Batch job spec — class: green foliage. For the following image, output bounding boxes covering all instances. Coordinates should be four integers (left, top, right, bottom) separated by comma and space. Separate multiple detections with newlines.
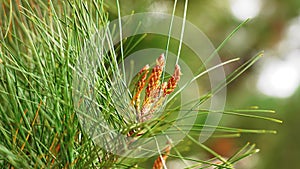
0, 0, 281, 168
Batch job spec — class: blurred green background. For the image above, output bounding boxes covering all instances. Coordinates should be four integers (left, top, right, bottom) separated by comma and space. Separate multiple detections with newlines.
106, 0, 300, 168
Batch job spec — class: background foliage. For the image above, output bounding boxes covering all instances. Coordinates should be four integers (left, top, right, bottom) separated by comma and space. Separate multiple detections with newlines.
107, 0, 300, 168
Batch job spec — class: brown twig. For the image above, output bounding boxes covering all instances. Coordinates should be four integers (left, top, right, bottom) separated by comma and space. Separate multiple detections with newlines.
153, 144, 171, 169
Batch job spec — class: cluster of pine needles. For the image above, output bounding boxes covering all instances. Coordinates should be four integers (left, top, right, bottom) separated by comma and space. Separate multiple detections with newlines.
0, 0, 281, 168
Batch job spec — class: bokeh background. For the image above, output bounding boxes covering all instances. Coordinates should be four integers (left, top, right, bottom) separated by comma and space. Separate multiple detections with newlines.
106, 0, 300, 168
